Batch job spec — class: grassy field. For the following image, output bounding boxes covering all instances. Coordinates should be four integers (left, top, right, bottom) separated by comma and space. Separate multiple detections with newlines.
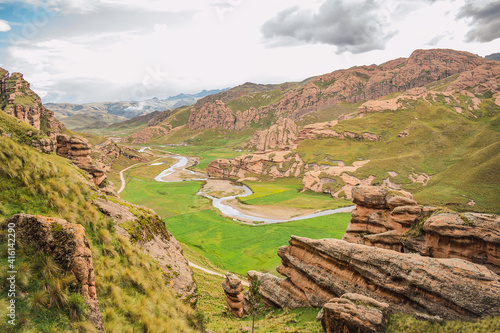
120, 162, 351, 275
296, 100, 500, 213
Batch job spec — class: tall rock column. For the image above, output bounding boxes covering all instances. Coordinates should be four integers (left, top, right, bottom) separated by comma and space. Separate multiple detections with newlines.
222, 273, 245, 318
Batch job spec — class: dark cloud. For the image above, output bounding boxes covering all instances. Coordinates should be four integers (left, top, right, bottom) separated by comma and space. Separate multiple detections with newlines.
261, 0, 397, 54
457, 1, 500, 42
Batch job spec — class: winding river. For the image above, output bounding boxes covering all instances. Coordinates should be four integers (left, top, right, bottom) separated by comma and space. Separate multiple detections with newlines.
153, 154, 354, 224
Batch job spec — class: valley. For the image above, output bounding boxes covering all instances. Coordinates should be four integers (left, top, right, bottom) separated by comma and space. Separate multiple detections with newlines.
1, 48, 499, 332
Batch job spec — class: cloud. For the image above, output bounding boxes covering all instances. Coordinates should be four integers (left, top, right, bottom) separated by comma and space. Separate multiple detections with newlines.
0, 19, 11, 32
457, 1, 500, 42
261, 0, 397, 54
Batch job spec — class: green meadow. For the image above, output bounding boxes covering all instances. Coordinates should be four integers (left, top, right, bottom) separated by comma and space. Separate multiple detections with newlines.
120, 165, 350, 275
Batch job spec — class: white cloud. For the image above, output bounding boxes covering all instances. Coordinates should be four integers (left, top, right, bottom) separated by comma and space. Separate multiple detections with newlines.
0, 19, 11, 32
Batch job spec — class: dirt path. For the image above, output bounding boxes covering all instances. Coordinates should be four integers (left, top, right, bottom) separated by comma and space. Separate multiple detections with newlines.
117, 162, 142, 194
188, 262, 249, 286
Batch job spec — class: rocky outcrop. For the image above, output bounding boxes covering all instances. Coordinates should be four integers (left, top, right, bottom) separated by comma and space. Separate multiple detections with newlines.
31, 137, 57, 153
125, 125, 171, 144
7, 214, 103, 331
188, 49, 489, 130
318, 294, 389, 333
403, 212, 500, 274
95, 198, 197, 302
244, 118, 298, 152
257, 235, 500, 320
247, 271, 310, 309
0, 69, 63, 142
222, 273, 245, 318
343, 186, 500, 273
56, 134, 106, 186
207, 150, 304, 180
189, 100, 261, 131
301, 160, 374, 199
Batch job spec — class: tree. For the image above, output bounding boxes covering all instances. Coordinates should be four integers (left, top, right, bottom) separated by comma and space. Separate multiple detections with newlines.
247, 275, 266, 333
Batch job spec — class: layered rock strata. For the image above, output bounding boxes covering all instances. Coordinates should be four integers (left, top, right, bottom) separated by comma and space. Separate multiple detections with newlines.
207, 150, 304, 180
222, 273, 245, 318
56, 134, 106, 186
244, 118, 298, 152
7, 214, 103, 331
344, 186, 500, 273
318, 294, 389, 333
258, 236, 500, 320
0, 69, 63, 141
189, 49, 491, 130
95, 198, 197, 302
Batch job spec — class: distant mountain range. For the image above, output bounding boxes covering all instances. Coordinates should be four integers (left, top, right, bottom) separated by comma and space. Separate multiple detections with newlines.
485, 53, 500, 61
45, 88, 228, 130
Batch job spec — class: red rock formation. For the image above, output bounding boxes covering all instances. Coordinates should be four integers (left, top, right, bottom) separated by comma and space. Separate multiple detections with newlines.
257, 236, 500, 320
222, 273, 245, 318
319, 294, 389, 333
56, 134, 106, 186
207, 150, 304, 179
188, 49, 489, 130
8, 214, 103, 331
0, 69, 63, 143
344, 186, 500, 274
244, 118, 298, 152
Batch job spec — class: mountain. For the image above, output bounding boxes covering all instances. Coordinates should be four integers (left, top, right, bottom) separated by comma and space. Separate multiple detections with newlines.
485, 53, 500, 61
45, 87, 229, 130
119, 49, 500, 213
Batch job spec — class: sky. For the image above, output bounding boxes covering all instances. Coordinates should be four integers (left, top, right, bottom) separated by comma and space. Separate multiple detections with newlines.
0, 0, 499, 104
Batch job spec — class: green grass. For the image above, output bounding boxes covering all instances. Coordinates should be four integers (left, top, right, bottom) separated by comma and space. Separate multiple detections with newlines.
226, 89, 285, 112
193, 269, 323, 333
240, 181, 351, 210
296, 99, 500, 213
0, 135, 199, 332
121, 177, 350, 275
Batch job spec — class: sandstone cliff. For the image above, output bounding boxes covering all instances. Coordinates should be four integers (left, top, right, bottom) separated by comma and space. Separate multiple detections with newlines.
344, 186, 500, 274
249, 186, 500, 323
254, 236, 500, 320
244, 118, 298, 152
188, 49, 489, 131
95, 198, 197, 302
56, 134, 107, 186
7, 214, 104, 331
0, 69, 63, 142
207, 150, 304, 180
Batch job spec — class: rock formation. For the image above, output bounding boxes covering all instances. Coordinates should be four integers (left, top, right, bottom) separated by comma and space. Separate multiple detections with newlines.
207, 150, 304, 180
56, 134, 106, 186
244, 118, 298, 152
255, 235, 500, 320
344, 186, 500, 273
7, 214, 103, 331
188, 49, 491, 131
222, 273, 245, 318
318, 294, 389, 333
95, 198, 197, 302
0, 69, 63, 142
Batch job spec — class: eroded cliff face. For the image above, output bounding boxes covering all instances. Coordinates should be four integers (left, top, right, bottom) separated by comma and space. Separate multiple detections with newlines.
258, 236, 500, 320
0, 70, 63, 142
7, 214, 104, 332
249, 186, 500, 323
344, 186, 500, 273
188, 49, 488, 131
56, 134, 107, 186
244, 118, 298, 152
95, 198, 197, 302
207, 150, 304, 180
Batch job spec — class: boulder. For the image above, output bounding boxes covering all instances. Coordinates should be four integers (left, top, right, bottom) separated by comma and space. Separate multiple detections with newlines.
319, 294, 388, 333
7, 214, 103, 331
261, 236, 500, 320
